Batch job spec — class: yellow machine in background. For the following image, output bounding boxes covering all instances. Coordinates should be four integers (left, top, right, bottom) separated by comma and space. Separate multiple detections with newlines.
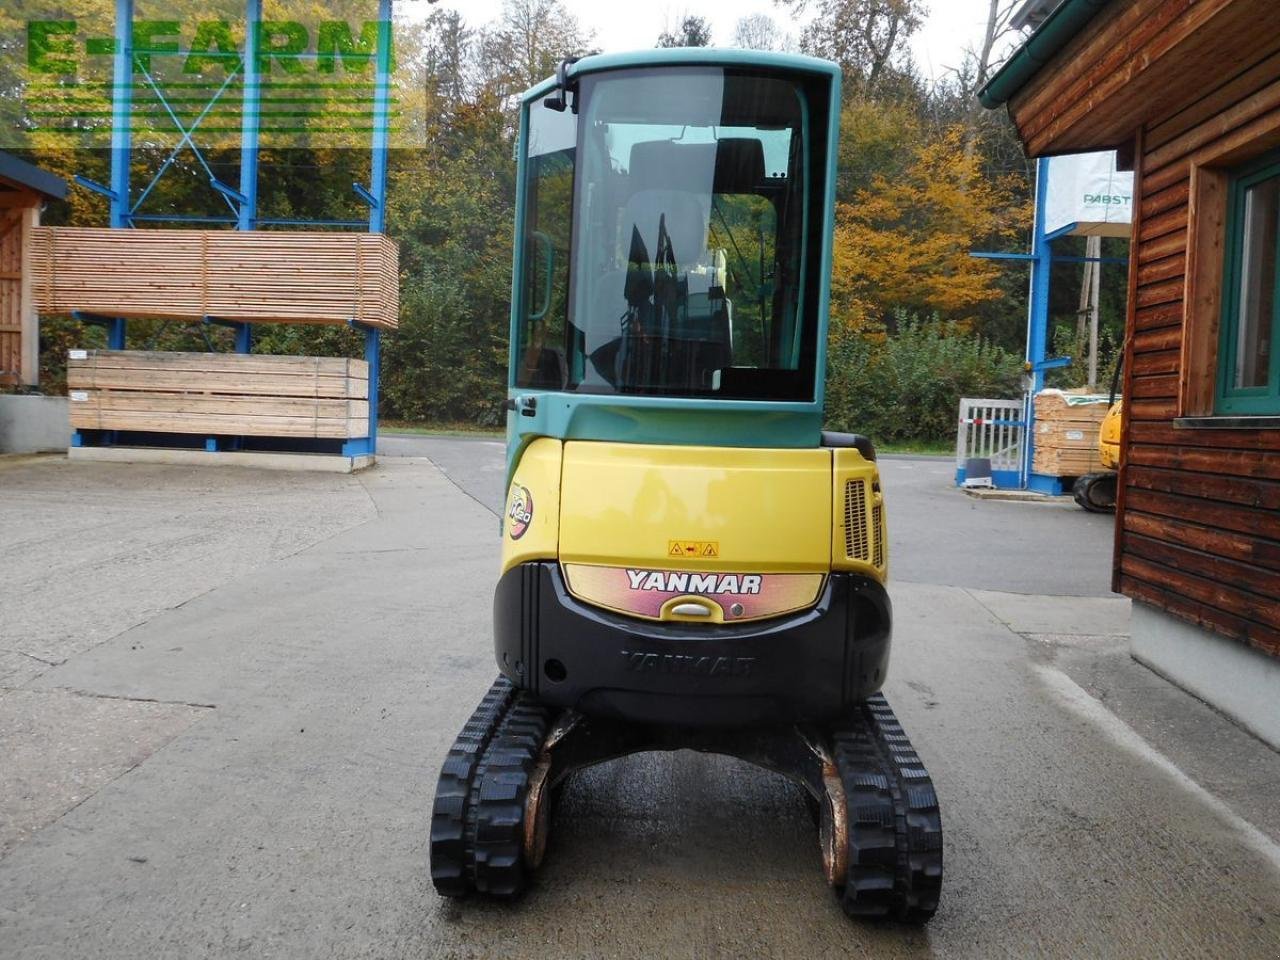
1099, 400, 1122, 470
1073, 399, 1122, 512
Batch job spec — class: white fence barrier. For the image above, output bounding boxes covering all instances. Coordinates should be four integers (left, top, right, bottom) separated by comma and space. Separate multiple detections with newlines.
956, 398, 1026, 487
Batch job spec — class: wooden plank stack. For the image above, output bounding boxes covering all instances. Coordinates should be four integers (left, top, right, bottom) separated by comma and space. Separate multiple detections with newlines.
67, 350, 369, 440
1032, 389, 1111, 477
33, 227, 399, 330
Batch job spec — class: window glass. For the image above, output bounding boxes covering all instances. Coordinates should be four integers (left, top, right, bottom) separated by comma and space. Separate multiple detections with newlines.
571, 69, 809, 399
515, 102, 576, 390
1233, 176, 1278, 390
1219, 155, 1280, 414
513, 67, 819, 401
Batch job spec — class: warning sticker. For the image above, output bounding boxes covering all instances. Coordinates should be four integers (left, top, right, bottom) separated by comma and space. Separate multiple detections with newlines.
667, 540, 719, 559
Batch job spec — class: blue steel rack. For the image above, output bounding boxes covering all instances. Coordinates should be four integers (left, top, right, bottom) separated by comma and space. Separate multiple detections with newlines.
968, 156, 1129, 492
71, 0, 394, 461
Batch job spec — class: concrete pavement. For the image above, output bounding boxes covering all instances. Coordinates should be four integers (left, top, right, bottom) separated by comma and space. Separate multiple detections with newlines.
0, 451, 1278, 958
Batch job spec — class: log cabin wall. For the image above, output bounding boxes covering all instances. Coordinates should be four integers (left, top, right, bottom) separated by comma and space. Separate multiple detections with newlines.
0, 196, 38, 386
1000, 0, 1280, 660
1120, 59, 1280, 660
0, 206, 22, 384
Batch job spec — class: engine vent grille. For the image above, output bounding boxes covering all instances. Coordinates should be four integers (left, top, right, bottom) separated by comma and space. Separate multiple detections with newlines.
844, 479, 869, 561
872, 502, 885, 568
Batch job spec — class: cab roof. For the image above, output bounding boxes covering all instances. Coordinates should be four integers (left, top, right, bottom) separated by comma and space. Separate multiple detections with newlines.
520, 48, 841, 105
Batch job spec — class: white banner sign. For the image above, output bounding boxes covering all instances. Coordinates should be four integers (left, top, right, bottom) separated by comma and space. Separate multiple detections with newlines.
1043, 151, 1134, 235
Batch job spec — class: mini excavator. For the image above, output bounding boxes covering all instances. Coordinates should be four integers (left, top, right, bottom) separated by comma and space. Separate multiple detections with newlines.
430, 49, 943, 923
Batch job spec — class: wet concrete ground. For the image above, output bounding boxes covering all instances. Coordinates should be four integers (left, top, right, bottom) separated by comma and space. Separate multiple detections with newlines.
0, 449, 1277, 959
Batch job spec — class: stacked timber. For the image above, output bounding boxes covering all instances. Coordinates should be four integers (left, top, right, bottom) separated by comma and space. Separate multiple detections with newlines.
33, 228, 399, 330
1032, 389, 1111, 477
67, 350, 369, 440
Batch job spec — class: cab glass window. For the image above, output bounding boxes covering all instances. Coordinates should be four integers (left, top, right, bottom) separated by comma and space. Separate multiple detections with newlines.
515, 99, 576, 390
514, 67, 821, 401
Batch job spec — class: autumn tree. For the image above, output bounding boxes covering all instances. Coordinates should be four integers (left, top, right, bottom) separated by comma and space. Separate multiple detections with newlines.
937, 0, 1024, 165
657, 16, 713, 48
421, 9, 474, 106
776, 0, 924, 98
731, 14, 791, 51
478, 0, 595, 100
830, 126, 1024, 329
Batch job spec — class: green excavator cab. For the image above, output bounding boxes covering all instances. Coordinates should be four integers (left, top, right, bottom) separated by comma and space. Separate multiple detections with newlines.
503, 50, 841, 481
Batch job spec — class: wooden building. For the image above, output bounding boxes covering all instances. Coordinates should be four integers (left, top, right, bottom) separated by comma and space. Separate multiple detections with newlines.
983, 0, 1280, 746
0, 152, 66, 386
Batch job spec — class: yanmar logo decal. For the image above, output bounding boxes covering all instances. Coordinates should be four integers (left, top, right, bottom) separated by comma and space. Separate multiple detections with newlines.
562, 564, 825, 623
625, 570, 762, 595
621, 650, 756, 678
507, 484, 533, 540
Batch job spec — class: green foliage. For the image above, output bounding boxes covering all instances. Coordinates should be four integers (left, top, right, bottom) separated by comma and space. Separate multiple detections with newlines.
825, 316, 1024, 443
382, 274, 508, 426
1046, 322, 1123, 394
1041, 235, 1128, 392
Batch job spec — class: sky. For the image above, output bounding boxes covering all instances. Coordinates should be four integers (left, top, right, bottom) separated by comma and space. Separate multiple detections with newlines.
411, 0, 1019, 84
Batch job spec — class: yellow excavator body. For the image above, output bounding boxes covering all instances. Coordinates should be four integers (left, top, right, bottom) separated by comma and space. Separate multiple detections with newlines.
1098, 400, 1122, 471
1073, 399, 1122, 512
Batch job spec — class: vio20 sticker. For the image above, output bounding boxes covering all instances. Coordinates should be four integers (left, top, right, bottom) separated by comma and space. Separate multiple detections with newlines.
507, 484, 534, 539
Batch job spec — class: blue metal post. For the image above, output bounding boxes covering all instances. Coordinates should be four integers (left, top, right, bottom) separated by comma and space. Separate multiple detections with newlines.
109, 0, 133, 230
107, 0, 134, 351
366, 327, 380, 451
342, 325, 380, 458
1019, 158, 1051, 489
238, 0, 261, 231
1024, 157, 1066, 495
233, 0, 262, 369
1027, 157, 1052, 397
369, 0, 392, 234
349, 0, 392, 460
106, 319, 126, 350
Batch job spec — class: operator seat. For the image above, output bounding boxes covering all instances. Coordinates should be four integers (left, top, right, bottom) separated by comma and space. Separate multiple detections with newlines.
615, 140, 728, 388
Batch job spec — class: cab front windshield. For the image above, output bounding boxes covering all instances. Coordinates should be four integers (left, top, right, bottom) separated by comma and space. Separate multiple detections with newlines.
516, 67, 815, 401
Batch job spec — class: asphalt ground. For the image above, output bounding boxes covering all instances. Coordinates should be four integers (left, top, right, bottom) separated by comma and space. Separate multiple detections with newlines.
0, 449, 1277, 959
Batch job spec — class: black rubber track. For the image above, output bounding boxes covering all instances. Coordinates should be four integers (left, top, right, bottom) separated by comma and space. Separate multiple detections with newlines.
467, 690, 555, 897
832, 693, 943, 923
429, 677, 516, 897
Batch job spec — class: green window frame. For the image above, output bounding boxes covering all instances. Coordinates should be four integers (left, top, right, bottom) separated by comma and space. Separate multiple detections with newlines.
1217, 149, 1280, 415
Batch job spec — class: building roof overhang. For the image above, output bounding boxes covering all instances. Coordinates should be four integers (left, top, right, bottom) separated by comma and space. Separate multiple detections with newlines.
0, 151, 67, 201
981, 0, 1280, 158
